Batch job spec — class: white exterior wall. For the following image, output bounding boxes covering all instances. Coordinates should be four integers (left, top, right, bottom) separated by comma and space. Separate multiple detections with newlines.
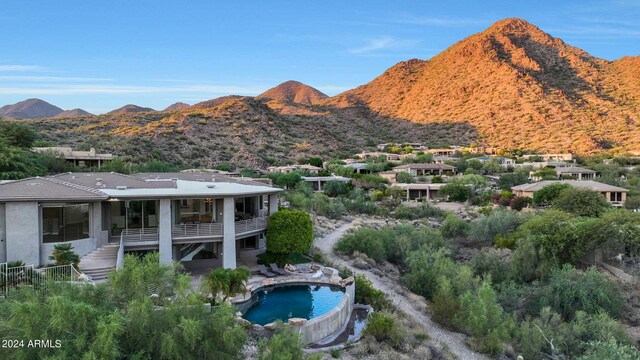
222, 197, 236, 268
41, 237, 96, 265
0, 204, 5, 262
6, 202, 40, 265
158, 199, 172, 264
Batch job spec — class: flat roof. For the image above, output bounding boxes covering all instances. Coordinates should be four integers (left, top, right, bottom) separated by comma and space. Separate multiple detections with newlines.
101, 180, 281, 198
301, 176, 351, 182
393, 163, 457, 170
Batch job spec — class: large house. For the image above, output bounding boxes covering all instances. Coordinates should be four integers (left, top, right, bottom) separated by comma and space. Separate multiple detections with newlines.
0, 172, 282, 275
392, 163, 457, 177
390, 183, 446, 201
301, 176, 351, 191
267, 164, 322, 174
511, 180, 628, 206
554, 166, 597, 180
32, 147, 113, 168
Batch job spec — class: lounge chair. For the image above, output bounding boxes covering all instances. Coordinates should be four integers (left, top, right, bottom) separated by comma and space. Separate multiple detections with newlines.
258, 264, 276, 278
270, 263, 286, 275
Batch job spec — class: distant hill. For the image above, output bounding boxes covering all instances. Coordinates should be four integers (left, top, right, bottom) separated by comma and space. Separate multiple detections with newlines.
107, 104, 155, 115
53, 109, 93, 118
0, 98, 63, 119
326, 18, 640, 154
257, 80, 328, 105
163, 102, 190, 111
189, 96, 243, 110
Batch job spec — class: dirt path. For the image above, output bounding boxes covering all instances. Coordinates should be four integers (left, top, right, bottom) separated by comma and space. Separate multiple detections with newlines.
315, 222, 491, 360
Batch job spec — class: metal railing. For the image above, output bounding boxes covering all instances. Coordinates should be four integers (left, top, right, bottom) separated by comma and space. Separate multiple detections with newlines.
172, 223, 223, 239
235, 216, 267, 235
1, 262, 87, 296
116, 233, 125, 269
120, 228, 159, 243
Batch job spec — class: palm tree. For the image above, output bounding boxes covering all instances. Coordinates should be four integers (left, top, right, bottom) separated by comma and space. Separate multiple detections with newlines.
202, 267, 251, 304
49, 243, 80, 268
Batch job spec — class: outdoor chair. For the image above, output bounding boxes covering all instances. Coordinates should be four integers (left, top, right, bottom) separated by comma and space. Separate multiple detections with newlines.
269, 263, 286, 275
258, 264, 276, 278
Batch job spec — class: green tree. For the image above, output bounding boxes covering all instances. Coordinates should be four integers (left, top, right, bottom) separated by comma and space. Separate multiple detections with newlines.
532, 183, 570, 207
552, 187, 610, 217
322, 180, 351, 197
578, 338, 640, 360
440, 183, 472, 202
202, 267, 251, 304
266, 209, 313, 255
497, 172, 529, 191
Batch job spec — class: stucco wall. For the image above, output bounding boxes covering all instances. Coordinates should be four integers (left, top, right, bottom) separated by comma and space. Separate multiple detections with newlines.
6, 202, 40, 265
40, 237, 96, 265
291, 292, 354, 345
0, 203, 6, 262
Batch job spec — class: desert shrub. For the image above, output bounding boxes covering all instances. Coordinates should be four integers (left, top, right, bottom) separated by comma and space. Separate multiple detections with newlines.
509, 235, 542, 283
578, 338, 640, 360
527, 265, 623, 321
439, 214, 469, 239
395, 171, 414, 183
470, 250, 510, 284
363, 312, 402, 347
509, 196, 531, 211
323, 180, 351, 197
468, 208, 527, 244
355, 275, 391, 311
552, 187, 610, 217
455, 281, 512, 354
393, 203, 444, 220
258, 325, 304, 360
403, 247, 455, 299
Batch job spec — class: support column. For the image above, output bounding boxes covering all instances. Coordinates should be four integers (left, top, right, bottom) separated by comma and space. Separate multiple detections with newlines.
6, 202, 39, 265
223, 197, 236, 269
92, 202, 104, 247
159, 199, 172, 264
268, 194, 279, 215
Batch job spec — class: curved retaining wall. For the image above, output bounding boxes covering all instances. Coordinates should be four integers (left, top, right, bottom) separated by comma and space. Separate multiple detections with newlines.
289, 290, 353, 344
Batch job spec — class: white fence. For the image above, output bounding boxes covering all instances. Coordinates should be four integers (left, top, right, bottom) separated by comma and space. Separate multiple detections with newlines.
0, 262, 86, 296
172, 223, 223, 239
235, 216, 268, 235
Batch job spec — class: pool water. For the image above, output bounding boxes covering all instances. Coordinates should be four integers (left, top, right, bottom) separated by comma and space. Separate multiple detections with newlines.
243, 284, 345, 325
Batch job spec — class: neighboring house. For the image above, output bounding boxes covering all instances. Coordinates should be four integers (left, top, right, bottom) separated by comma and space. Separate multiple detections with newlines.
267, 164, 322, 174
426, 148, 457, 156
432, 155, 457, 164
511, 180, 627, 206
0, 172, 282, 271
390, 183, 446, 201
555, 166, 597, 180
344, 162, 371, 174
354, 151, 415, 163
301, 176, 351, 191
474, 156, 516, 167
392, 163, 457, 177
376, 143, 427, 151
521, 153, 573, 162
32, 147, 113, 168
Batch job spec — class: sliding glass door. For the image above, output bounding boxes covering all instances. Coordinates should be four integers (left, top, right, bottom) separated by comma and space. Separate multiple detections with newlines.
110, 200, 158, 236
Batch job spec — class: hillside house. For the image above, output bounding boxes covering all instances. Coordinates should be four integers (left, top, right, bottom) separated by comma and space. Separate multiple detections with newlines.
511, 180, 627, 206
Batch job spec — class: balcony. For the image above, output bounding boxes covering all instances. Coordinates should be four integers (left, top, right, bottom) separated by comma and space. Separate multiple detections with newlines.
121, 228, 159, 246
172, 223, 223, 241
235, 216, 267, 236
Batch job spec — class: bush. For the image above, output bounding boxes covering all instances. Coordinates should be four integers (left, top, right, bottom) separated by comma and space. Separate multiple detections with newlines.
393, 203, 444, 220
552, 187, 610, 217
258, 325, 304, 360
578, 338, 640, 360
323, 180, 351, 197
49, 243, 80, 268
497, 172, 529, 191
509, 196, 530, 211
439, 214, 469, 239
470, 250, 510, 284
532, 183, 570, 207
266, 209, 313, 255
363, 312, 402, 346
468, 208, 527, 244
527, 265, 623, 321
455, 281, 511, 354
403, 247, 455, 299
355, 275, 391, 311
395, 171, 414, 184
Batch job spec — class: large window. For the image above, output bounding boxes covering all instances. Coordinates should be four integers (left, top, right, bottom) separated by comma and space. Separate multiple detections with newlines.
110, 200, 158, 235
176, 198, 216, 224
43, 203, 90, 243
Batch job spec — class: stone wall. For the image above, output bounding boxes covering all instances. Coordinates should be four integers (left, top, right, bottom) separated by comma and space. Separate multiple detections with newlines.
289, 291, 354, 345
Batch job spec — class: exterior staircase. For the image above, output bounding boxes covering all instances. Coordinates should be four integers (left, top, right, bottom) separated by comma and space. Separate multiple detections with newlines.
79, 244, 119, 282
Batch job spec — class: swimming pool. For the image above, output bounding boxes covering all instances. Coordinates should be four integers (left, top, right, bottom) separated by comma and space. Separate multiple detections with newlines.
243, 284, 345, 325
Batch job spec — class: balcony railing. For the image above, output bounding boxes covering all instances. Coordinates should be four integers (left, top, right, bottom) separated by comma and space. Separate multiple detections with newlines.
172, 223, 224, 240
121, 228, 159, 243
235, 216, 267, 235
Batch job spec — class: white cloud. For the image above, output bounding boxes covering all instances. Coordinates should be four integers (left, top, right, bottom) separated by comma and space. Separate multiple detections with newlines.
0, 65, 46, 72
348, 36, 418, 54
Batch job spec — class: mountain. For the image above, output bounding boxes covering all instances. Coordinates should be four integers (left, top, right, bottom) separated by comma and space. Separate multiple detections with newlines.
0, 98, 63, 119
107, 104, 155, 115
163, 102, 190, 111
327, 18, 640, 154
53, 109, 93, 118
257, 80, 328, 105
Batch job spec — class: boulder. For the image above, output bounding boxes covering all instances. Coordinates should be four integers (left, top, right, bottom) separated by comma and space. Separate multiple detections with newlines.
264, 322, 279, 330
330, 275, 342, 284
287, 318, 307, 326
340, 276, 355, 287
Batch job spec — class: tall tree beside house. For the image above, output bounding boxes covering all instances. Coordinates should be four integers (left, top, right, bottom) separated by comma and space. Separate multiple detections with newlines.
552, 187, 610, 217
532, 183, 571, 207
266, 209, 313, 255
49, 243, 80, 268
396, 171, 415, 184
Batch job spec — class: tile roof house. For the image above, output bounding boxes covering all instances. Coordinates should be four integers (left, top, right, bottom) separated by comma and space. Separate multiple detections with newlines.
0, 172, 282, 277
392, 163, 457, 177
511, 180, 628, 206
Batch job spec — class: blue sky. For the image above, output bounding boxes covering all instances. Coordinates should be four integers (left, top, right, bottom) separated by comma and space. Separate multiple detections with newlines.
1, 0, 639, 114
